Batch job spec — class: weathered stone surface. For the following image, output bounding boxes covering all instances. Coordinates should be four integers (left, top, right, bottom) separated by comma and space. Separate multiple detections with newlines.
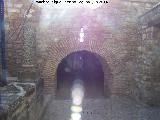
136, 4, 160, 105
139, 2, 160, 26
0, 79, 44, 120
4, 0, 160, 107
41, 95, 160, 120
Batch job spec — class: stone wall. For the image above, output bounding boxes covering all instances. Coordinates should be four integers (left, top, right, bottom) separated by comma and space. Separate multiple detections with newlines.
4, 0, 160, 101
38, 0, 159, 97
136, 3, 160, 106
5, 0, 26, 76
5, 0, 39, 77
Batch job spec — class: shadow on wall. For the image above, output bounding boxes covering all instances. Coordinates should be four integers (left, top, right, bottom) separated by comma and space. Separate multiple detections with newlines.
56, 50, 113, 99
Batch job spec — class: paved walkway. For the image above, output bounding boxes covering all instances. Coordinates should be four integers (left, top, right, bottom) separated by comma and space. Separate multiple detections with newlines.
40, 95, 160, 120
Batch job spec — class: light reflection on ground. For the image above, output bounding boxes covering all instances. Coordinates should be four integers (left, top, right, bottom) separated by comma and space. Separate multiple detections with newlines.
71, 79, 84, 120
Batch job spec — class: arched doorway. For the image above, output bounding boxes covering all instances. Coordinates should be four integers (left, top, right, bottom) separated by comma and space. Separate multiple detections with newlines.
56, 50, 104, 99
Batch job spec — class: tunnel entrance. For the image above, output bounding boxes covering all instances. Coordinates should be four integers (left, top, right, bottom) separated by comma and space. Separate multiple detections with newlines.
56, 50, 104, 99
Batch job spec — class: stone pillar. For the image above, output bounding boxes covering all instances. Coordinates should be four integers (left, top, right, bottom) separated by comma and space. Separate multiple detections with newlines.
23, 20, 36, 65
19, 18, 37, 80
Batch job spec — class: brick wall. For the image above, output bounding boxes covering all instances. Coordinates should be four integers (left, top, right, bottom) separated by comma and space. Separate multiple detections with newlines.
4, 0, 160, 99
38, 1, 158, 96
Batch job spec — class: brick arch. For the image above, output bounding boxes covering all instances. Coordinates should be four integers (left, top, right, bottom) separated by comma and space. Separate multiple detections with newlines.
42, 38, 115, 96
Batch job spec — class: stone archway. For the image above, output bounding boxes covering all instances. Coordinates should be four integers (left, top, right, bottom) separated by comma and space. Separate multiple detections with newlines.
42, 37, 116, 96
56, 50, 104, 99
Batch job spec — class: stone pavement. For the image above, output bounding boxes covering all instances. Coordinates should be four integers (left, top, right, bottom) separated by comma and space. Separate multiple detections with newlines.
40, 95, 160, 120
